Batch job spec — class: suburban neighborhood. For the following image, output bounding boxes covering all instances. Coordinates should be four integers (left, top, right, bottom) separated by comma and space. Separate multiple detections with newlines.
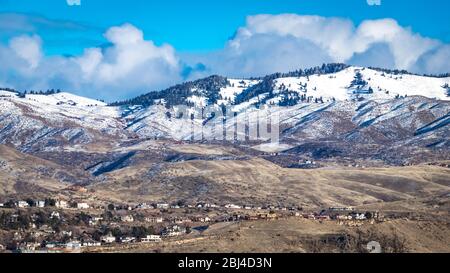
0, 196, 387, 253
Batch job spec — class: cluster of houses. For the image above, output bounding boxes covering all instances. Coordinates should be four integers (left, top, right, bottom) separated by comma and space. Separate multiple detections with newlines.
289, 207, 382, 223
1, 198, 307, 215
0, 199, 91, 210
16, 223, 190, 253
2, 199, 385, 253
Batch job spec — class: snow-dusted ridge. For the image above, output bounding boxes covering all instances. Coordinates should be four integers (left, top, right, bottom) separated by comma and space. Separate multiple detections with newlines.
0, 65, 449, 151
271, 67, 450, 102
25, 92, 107, 106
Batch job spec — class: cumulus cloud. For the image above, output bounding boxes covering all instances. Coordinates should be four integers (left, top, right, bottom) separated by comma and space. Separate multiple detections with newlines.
0, 14, 449, 101
0, 23, 182, 101
196, 14, 448, 78
9, 35, 43, 69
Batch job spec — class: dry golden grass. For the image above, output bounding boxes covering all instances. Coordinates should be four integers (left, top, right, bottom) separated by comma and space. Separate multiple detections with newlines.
0, 145, 69, 196
95, 156, 450, 208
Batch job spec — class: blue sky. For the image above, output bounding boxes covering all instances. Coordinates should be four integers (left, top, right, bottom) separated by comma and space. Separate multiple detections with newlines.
1, 0, 449, 55
0, 0, 449, 101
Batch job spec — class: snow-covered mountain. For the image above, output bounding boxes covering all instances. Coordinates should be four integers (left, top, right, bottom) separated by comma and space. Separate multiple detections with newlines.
0, 64, 449, 160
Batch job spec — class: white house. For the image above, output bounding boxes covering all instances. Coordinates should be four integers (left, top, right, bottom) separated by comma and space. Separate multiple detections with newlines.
56, 200, 68, 209
120, 237, 136, 243
145, 217, 163, 223
77, 203, 90, 210
65, 241, 81, 250
163, 225, 186, 237
137, 203, 154, 209
17, 201, 29, 208
156, 203, 169, 209
61, 230, 72, 237
82, 241, 101, 247
36, 201, 45, 208
225, 204, 242, 209
100, 235, 116, 244
89, 216, 103, 226
141, 235, 162, 243
121, 215, 134, 223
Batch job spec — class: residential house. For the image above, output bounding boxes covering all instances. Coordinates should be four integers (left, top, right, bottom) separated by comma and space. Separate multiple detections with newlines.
56, 200, 68, 209
61, 230, 72, 237
121, 215, 134, 223
82, 240, 101, 247
36, 201, 45, 208
354, 213, 367, 220
225, 204, 242, 209
141, 235, 162, 243
145, 217, 163, 223
77, 203, 90, 210
120, 237, 136, 243
89, 216, 103, 226
163, 225, 186, 237
156, 203, 169, 209
65, 241, 81, 250
17, 201, 29, 208
137, 203, 154, 209
100, 234, 116, 244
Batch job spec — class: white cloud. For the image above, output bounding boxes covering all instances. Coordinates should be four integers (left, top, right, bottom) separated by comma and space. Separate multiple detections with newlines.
0, 15, 449, 101
9, 35, 42, 69
198, 14, 447, 78
0, 24, 182, 101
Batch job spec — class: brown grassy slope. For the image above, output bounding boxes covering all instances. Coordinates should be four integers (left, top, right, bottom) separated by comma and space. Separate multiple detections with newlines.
0, 145, 69, 197
108, 218, 450, 253
94, 157, 450, 208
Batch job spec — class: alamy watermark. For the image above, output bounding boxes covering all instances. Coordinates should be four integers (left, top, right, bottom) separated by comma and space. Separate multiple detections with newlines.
164, 104, 280, 143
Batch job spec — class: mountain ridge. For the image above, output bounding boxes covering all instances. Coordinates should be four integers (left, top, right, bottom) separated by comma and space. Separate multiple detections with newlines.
0, 64, 449, 168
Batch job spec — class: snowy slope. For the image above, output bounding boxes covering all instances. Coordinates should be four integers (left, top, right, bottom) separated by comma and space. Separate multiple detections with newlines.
1, 65, 449, 152
272, 67, 450, 102
0, 91, 125, 152
218, 79, 261, 104
25, 92, 107, 106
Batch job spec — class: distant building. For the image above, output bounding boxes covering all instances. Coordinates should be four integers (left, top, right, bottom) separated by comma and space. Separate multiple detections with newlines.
36, 201, 45, 208
145, 217, 163, 223
82, 240, 101, 247
89, 217, 103, 226
17, 201, 29, 208
77, 203, 90, 210
225, 204, 241, 209
56, 200, 68, 209
137, 203, 154, 209
156, 203, 169, 209
121, 215, 134, 223
120, 237, 136, 243
141, 235, 162, 243
163, 225, 186, 237
65, 241, 81, 250
100, 235, 116, 244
